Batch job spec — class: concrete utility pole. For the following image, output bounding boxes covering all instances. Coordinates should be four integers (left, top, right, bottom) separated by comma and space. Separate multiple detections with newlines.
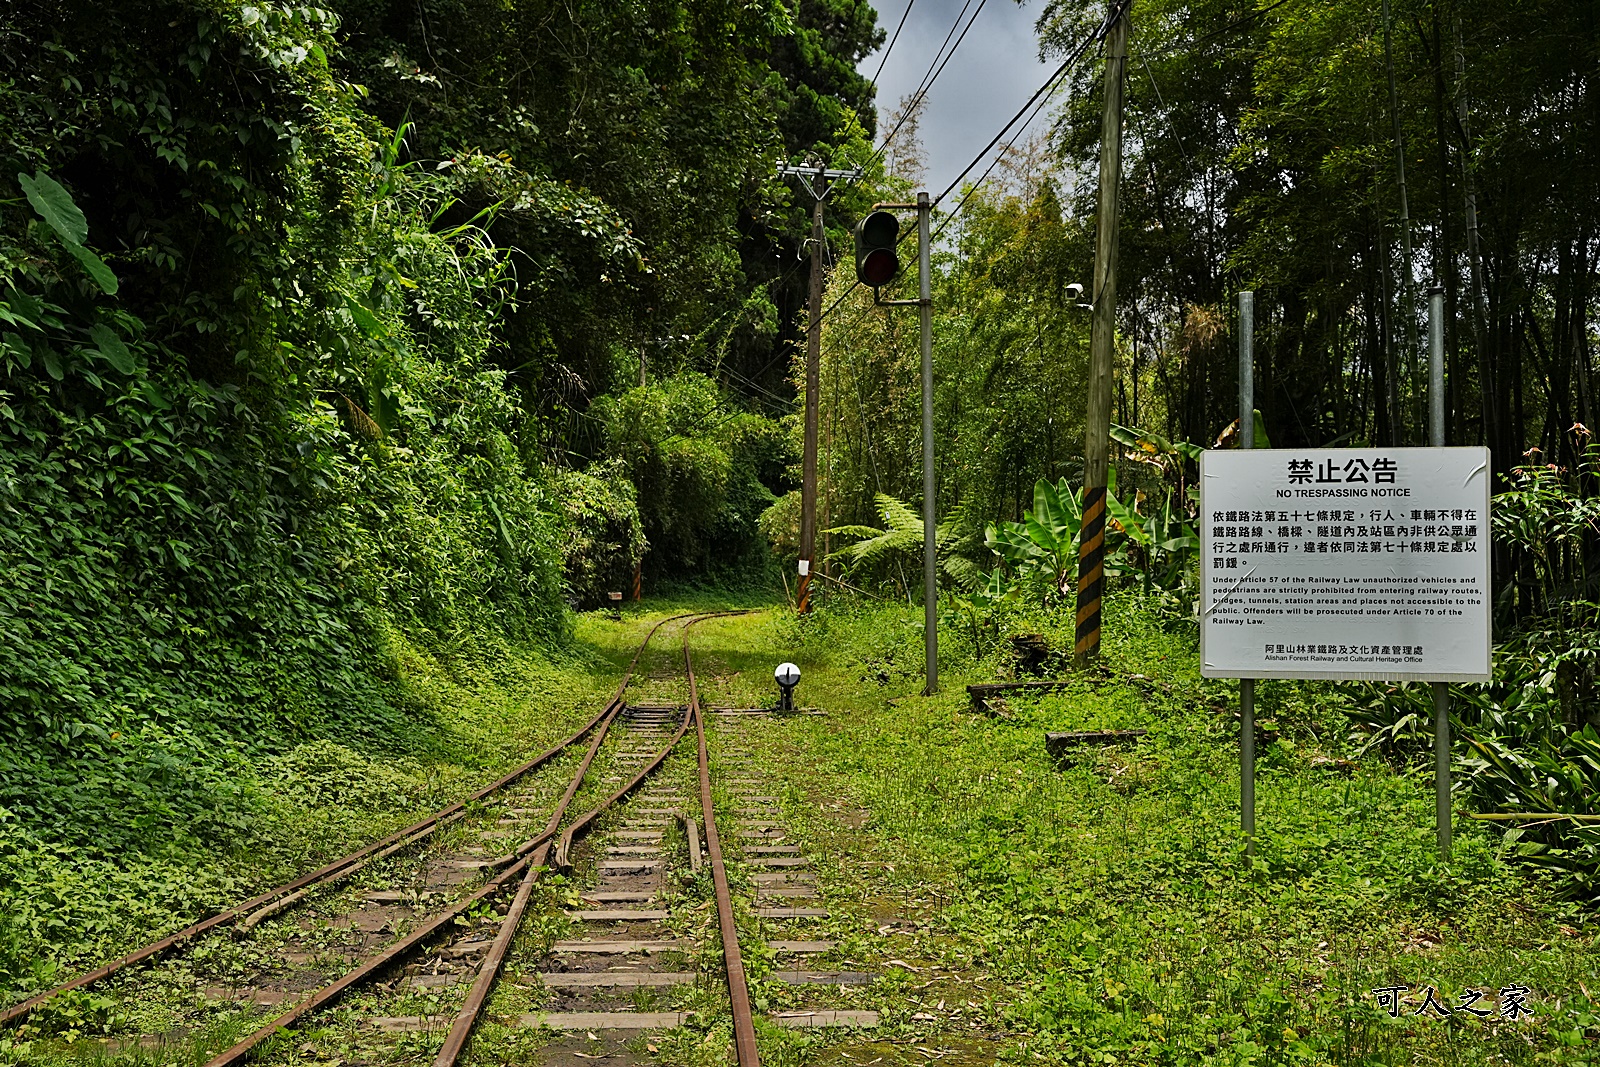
778, 161, 860, 614
799, 185, 825, 614
1075, 0, 1129, 667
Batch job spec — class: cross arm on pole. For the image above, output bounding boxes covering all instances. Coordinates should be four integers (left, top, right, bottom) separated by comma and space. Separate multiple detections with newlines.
779, 164, 863, 181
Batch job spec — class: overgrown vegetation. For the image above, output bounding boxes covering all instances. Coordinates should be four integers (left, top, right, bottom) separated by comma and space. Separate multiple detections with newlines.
680, 602, 1600, 1066
0, 0, 883, 1011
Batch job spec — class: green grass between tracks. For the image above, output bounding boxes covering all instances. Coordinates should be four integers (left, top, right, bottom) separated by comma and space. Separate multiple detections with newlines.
8, 593, 1599, 1067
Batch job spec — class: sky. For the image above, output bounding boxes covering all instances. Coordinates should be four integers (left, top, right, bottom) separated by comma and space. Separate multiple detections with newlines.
858, 0, 1055, 199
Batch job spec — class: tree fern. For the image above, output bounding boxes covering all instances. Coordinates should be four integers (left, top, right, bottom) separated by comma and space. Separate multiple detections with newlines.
827, 494, 986, 590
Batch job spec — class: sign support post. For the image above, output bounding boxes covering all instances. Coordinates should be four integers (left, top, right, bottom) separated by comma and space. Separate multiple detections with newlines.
1429, 285, 1451, 861
1238, 291, 1256, 857
1199, 325, 1489, 859
918, 192, 937, 695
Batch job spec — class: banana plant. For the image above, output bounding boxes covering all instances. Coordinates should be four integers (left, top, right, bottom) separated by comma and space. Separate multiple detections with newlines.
984, 473, 1139, 598
1106, 481, 1200, 596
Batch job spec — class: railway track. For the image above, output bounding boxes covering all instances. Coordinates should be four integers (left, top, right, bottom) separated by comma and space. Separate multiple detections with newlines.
5, 610, 881, 1065
6, 607, 883, 1067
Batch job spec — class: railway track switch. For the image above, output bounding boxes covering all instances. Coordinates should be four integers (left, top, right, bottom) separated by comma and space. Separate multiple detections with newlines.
774, 662, 800, 713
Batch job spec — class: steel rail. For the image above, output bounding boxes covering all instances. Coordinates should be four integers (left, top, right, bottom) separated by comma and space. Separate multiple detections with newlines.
198, 611, 710, 1066
690, 617, 763, 1067
431, 703, 692, 1065
0, 695, 619, 1030
430, 612, 731, 1066
553, 700, 694, 870
235, 617, 706, 930
433, 609, 751, 1066
553, 610, 750, 871
202, 702, 622, 1067
0, 611, 700, 1032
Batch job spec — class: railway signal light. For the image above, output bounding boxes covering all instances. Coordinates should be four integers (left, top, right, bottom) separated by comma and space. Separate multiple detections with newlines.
854, 210, 901, 288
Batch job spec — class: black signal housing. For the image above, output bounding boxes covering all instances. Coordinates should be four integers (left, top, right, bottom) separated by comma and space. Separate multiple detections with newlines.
854, 210, 901, 288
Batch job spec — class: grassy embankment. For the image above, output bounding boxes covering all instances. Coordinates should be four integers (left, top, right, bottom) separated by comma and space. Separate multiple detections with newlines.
0, 593, 765, 1062
663, 596, 1599, 1067
0, 627, 616, 1045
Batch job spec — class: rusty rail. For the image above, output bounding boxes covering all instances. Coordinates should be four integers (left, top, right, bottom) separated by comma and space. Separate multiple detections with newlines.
200, 610, 710, 1066
554, 701, 694, 869
691, 620, 763, 1067
1, 611, 703, 1035
203, 705, 619, 1067
431, 700, 692, 1066
0, 689, 619, 1029
427, 694, 618, 1067
434, 609, 751, 1066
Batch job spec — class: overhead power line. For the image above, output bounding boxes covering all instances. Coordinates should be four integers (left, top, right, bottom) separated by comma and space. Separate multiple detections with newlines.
933, 0, 1126, 207
872, 0, 991, 164
812, 6, 1116, 332
869, 0, 917, 89
817, 0, 1296, 336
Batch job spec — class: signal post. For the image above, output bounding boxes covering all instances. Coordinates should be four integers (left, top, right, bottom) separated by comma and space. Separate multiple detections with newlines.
857, 196, 937, 695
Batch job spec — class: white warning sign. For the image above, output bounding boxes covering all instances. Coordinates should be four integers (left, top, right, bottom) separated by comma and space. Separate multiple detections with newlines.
1199, 447, 1491, 682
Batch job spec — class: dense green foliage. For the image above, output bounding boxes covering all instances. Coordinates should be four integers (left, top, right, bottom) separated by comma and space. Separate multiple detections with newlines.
0, 0, 884, 1009
1041, 0, 1600, 475
800, 0, 1600, 902
818, 181, 1094, 530
551, 461, 647, 609
1, 2, 573, 837
598, 373, 790, 580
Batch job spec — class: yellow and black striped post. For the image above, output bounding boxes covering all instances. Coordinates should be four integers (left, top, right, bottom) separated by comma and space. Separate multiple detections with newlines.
1074, 0, 1127, 667
1075, 487, 1107, 662
632, 561, 642, 602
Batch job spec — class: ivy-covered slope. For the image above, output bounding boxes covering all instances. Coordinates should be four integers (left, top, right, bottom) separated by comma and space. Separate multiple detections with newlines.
0, 1, 578, 985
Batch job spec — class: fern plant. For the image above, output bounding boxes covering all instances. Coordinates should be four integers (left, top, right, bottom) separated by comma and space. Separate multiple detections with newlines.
826, 495, 984, 598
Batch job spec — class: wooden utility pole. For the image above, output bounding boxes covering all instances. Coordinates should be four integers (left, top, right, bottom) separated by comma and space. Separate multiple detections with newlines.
798, 187, 824, 613
778, 160, 859, 613
1075, 0, 1128, 667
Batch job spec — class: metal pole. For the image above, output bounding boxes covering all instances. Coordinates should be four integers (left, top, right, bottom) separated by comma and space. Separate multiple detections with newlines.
1429, 285, 1451, 861
1382, 0, 1417, 440
1429, 288, 1445, 448
1075, 0, 1128, 667
918, 191, 937, 695
1238, 290, 1255, 858
797, 191, 824, 614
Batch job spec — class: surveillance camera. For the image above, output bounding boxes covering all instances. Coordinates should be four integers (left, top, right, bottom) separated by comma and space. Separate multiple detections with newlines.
1065, 283, 1085, 301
